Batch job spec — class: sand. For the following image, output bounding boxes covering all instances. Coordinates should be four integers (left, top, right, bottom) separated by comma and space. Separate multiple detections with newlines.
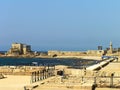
56, 56, 102, 60
0, 75, 31, 90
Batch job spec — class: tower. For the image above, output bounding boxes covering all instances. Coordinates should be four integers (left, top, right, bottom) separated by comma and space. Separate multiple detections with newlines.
110, 41, 113, 51
109, 41, 113, 54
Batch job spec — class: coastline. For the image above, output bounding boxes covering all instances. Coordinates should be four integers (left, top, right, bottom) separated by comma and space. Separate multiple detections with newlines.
0, 55, 102, 60
54, 56, 102, 60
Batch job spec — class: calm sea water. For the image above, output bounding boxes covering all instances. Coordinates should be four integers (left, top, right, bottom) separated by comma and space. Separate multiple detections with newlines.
0, 57, 100, 68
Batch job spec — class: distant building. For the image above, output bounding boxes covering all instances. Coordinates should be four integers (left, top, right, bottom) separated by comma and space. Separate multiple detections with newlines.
110, 41, 113, 51
118, 48, 120, 52
107, 41, 113, 54
7, 43, 32, 56
23, 44, 31, 54
98, 46, 102, 50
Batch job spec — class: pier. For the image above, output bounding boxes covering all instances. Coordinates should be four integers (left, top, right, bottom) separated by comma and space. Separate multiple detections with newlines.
86, 57, 116, 71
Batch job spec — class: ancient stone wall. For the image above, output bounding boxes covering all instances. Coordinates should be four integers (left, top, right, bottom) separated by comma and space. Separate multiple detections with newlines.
48, 50, 105, 57
48, 51, 87, 57
86, 50, 105, 56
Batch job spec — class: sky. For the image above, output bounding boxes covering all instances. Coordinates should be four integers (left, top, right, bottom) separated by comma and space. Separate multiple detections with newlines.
0, 0, 120, 51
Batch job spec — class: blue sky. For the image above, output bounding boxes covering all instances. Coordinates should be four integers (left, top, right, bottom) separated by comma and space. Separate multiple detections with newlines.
0, 0, 120, 51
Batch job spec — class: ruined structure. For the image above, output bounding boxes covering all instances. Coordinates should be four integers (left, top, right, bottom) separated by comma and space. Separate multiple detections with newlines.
7, 43, 32, 56
86, 50, 105, 56
48, 50, 105, 57
48, 51, 87, 57
48, 42, 120, 57
4, 41, 120, 57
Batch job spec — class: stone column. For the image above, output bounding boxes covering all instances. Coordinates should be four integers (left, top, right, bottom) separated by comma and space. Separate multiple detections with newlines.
31, 72, 34, 83
45, 70, 47, 79
37, 71, 39, 81
42, 70, 45, 79
110, 73, 114, 88
40, 71, 42, 80
34, 71, 37, 82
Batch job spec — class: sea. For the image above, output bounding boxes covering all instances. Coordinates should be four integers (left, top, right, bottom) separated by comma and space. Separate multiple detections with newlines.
0, 57, 100, 69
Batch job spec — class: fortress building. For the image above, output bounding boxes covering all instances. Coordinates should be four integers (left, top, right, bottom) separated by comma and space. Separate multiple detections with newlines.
23, 44, 31, 54
7, 43, 32, 56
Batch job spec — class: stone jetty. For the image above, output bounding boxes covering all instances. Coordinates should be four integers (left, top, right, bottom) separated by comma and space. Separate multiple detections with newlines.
86, 57, 115, 71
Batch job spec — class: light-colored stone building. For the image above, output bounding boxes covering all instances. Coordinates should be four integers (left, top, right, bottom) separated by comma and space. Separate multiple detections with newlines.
23, 44, 31, 54
7, 43, 32, 56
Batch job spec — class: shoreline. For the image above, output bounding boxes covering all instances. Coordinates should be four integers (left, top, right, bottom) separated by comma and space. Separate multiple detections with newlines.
0, 55, 102, 60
